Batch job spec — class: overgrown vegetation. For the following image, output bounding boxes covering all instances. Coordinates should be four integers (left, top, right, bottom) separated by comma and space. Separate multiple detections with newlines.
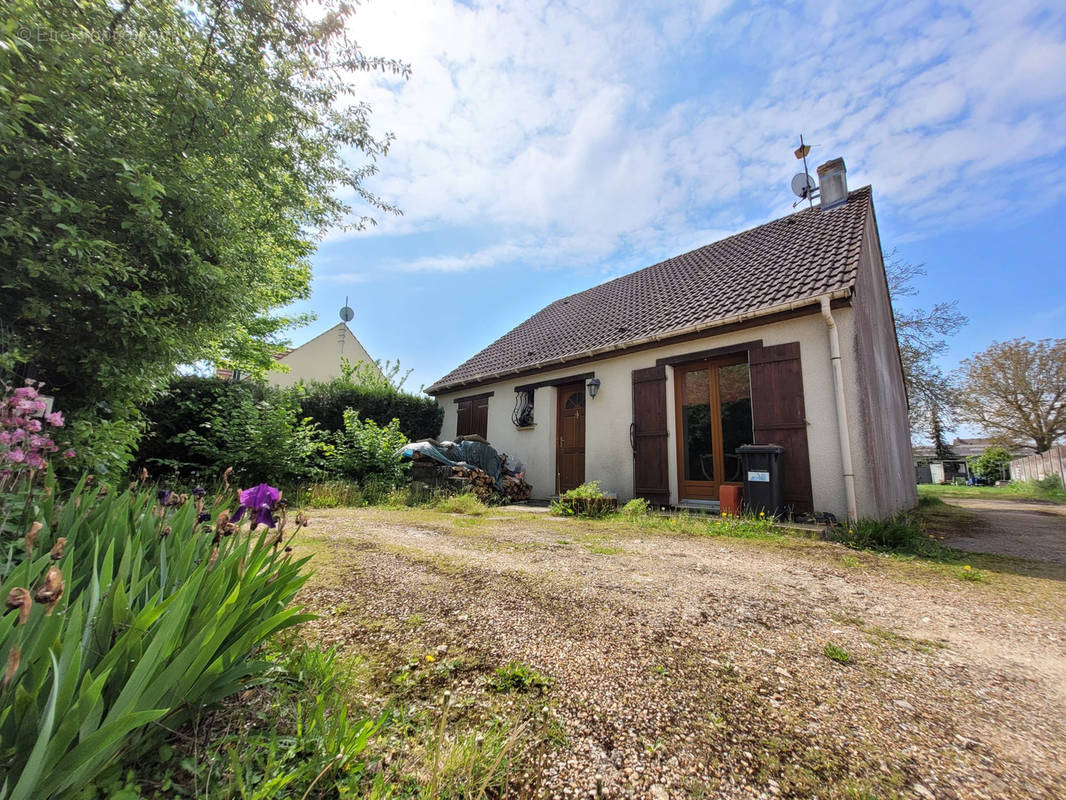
134, 376, 429, 491
435, 492, 491, 516
549, 481, 617, 518
0, 0, 407, 477
0, 472, 310, 799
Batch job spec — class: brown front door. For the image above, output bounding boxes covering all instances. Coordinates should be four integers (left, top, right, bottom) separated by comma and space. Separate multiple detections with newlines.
674, 356, 754, 501
556, 383, 586, 493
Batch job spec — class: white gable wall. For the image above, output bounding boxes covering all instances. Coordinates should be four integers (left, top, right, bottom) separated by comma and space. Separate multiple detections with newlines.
436, 309, 868, 519
267, 323, 382, 389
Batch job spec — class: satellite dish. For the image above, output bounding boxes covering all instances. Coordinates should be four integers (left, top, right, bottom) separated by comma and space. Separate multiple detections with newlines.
339, 306, 355, 323
791, 172, 816, 199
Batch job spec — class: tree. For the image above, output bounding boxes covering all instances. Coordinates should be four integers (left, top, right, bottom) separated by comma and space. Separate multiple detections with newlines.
968, 446, 1012, 482
884, 251, 967, 442
0, 0, 406, 472
956, 338, 1066, 454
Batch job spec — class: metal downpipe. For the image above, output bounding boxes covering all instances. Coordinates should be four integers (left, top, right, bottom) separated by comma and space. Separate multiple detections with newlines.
820, 296, 858, 521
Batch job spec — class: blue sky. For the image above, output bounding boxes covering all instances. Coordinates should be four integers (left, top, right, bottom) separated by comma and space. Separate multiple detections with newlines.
284, 0, 1066, 409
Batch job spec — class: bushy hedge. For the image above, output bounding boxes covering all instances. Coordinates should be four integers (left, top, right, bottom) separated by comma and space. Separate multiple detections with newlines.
297, 378, 442, 439
0, 475, 311, 799
133, 376, 440, 485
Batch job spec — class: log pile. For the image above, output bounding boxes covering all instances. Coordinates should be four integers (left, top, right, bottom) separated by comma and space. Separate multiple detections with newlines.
404, 443, 532, 504
501, 474, 532, 502
449, 464, 497, 502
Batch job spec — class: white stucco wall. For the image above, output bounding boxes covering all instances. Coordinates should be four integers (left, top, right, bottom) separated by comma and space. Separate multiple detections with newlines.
267, 324, 381, 389
435, 309, 872, 520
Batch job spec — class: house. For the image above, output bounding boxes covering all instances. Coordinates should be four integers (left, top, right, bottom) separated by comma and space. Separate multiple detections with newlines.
218, 323, 383, 388
426, 158, 915, 521
913, 438, 1030, 484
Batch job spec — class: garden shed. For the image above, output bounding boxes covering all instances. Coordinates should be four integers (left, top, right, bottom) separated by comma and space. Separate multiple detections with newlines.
427, 159, 915, 521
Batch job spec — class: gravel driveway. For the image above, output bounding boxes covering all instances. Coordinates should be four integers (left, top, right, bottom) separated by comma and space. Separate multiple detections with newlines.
937, 496, 1066, 564
298, 507, 1066, 799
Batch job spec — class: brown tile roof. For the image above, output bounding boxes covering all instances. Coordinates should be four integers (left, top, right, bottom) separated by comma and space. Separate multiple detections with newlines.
427, 187, 873, 394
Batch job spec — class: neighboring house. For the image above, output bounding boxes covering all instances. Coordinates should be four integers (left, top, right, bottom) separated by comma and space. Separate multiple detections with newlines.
426, 158, 915, 521
913, 438, 1030, 483
218, 323, 382, 388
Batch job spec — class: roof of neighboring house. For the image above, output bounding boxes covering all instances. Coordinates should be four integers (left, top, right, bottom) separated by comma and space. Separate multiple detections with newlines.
427, 186, 874, 394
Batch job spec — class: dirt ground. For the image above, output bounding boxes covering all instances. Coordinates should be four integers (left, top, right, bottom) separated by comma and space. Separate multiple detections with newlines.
937, 496, 1066, 564
296, 507, 1066, 799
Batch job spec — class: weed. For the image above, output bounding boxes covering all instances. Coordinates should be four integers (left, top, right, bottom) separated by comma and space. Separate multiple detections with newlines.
823, 642, 851, 664
958, 565, 988, 582
436, 491, 490, 516
620, 497, 651, 517
550, 481, 617, 518
488, 661, 551, 693
588, 543, 625, 555
840, 554, 861, 568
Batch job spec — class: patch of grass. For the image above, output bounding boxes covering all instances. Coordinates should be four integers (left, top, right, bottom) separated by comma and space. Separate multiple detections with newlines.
840, 554, 862, 568
918, 480, 1066, 505
828, 514, 951, 558
957, 564, 988, 582
435, 491, 490, 516
488, 661, 551, 694
823, 642, 852, 664
587, 543, 625, 555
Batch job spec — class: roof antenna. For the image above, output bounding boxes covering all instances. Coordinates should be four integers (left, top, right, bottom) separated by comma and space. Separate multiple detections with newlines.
339, 296, 355, 354
790, 134, 819, 209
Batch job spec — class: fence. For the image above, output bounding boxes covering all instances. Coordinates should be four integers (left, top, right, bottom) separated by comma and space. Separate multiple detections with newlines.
1010, 446, 1066, 485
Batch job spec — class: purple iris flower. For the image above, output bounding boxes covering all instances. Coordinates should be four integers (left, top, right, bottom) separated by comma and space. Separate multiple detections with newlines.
231, 483, 281, 528
157, 489, 172, 504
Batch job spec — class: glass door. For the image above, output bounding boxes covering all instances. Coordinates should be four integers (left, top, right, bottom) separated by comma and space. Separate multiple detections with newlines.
675, 357, 753, 501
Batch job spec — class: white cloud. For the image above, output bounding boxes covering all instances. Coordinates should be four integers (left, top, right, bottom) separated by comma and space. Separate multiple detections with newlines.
332, 0, 1066, 272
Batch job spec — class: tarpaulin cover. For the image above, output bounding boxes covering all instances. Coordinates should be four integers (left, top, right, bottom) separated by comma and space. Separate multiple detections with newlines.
397, 439, 504, 487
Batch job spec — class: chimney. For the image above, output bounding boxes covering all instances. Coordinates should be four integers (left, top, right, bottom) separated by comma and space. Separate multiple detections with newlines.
816, 158, 848, 210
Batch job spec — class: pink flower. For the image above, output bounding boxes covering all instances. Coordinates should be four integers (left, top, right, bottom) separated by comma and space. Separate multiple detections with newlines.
9, 429, 25, 443
12, 387, 37, 400
62, 449, 76, 459
26, 453, 45, 469
25, 419, 42, 433
6, 448, 25, 463
0, 432, 9, 445
44, 411, 64, 427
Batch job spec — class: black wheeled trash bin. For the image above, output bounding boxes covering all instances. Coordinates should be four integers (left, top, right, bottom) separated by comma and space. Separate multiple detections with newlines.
736, 444, 785, 518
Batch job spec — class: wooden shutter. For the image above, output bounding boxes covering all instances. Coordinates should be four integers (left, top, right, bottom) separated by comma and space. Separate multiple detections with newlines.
456, 396, 489, 439
749, 342, 813, 513
632, 366, 670, 503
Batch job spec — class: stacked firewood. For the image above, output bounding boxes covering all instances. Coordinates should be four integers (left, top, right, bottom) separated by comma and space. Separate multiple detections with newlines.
449, 465, 497, 502
501, 474, 532, 502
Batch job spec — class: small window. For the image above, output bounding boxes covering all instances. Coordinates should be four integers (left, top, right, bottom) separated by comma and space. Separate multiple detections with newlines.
513, 389, 535, 427
564, 391, 585, 410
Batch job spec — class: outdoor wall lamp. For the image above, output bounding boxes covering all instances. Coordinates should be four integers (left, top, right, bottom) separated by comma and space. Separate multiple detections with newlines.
586, 377, 601, 398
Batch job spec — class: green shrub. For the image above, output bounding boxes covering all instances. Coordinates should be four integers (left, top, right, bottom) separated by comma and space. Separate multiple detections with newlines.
334, 410, 408, 486
135, 377, 332, 485
620, 498, 650, 517
0, 476, 311, 799
550, 481, 617, 518
967, 446, 1012, 481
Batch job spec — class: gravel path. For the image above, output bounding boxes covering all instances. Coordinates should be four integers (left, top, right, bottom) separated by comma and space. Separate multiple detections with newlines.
938, 497, 1066, 564
298, 508, 1066, 799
